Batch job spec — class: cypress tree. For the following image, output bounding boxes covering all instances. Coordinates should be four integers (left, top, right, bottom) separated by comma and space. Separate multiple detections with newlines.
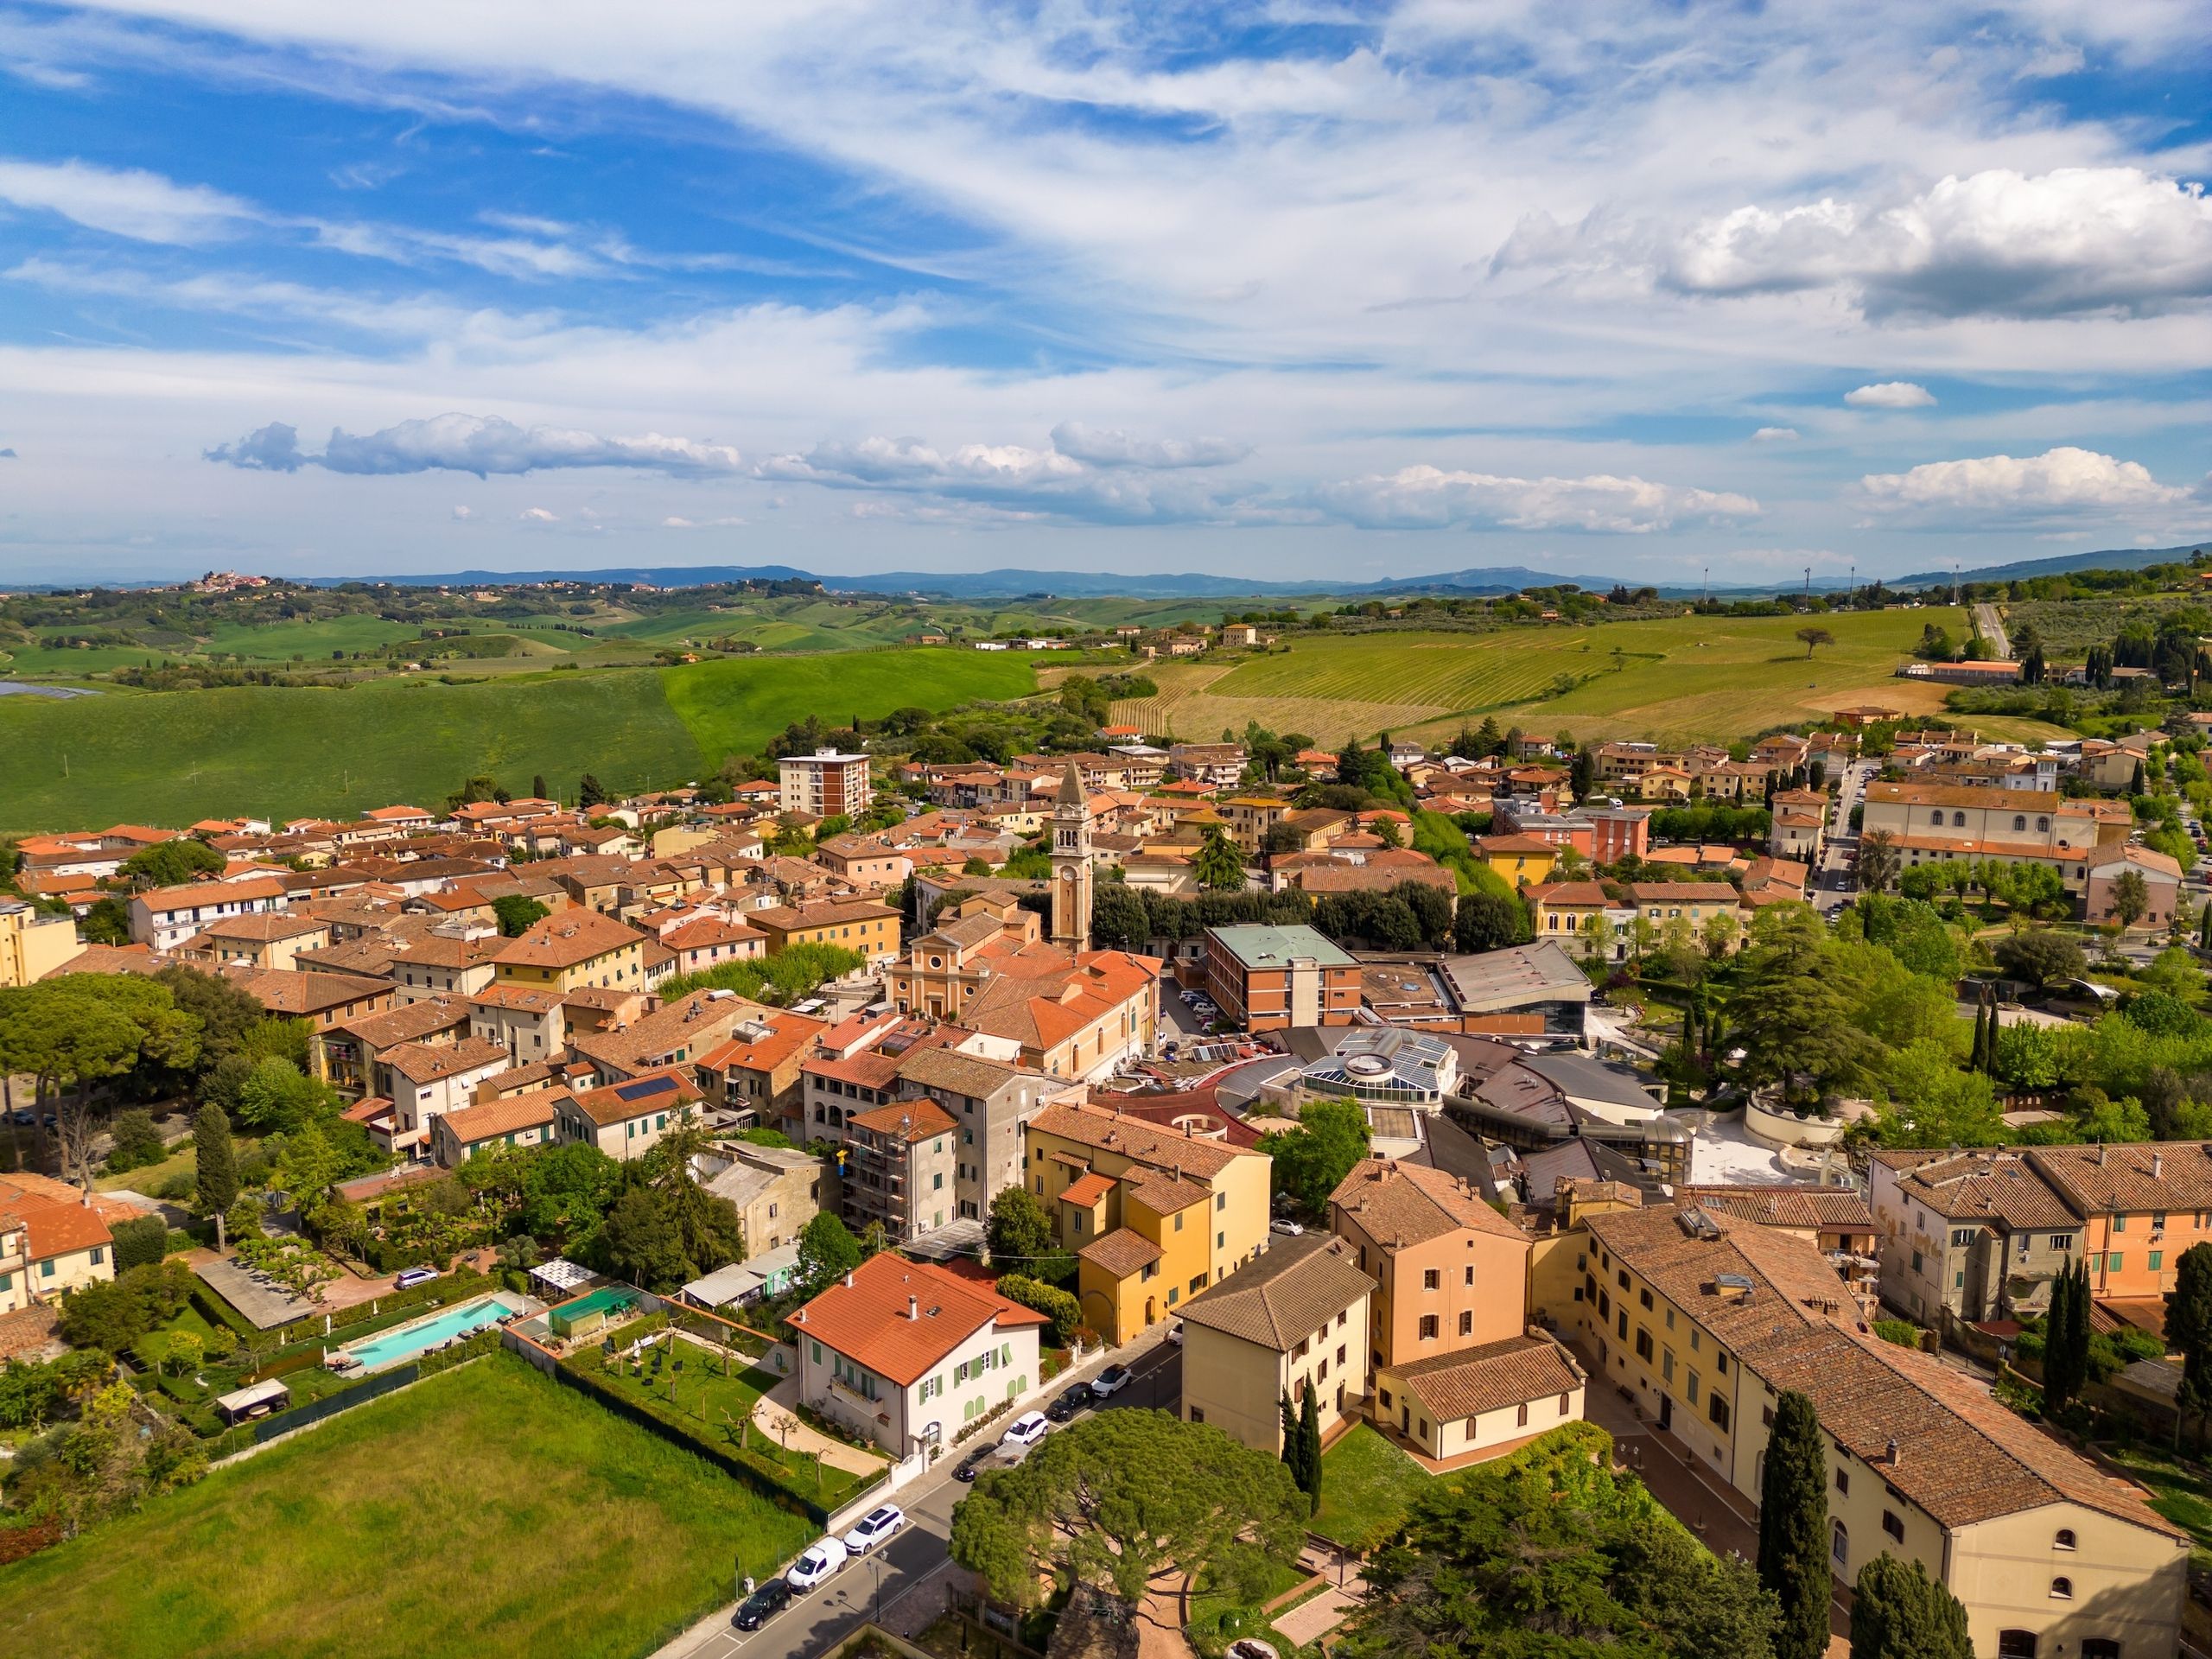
2167, 1243, 2212, 1450
1297, 1385, 1323, 1515
1280, 1392, 1304, 1490
194, 1102, 238, 1215
1758, 1389, 1831, 1659
531, 772, 548, 800
1850, 1553, 1972, 1659
2041, 1262, 2075, 1412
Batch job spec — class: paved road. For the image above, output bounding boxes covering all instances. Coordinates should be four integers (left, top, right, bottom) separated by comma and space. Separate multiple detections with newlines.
1973, 601, 2010, 659
1812, 759, 1878, 913
661, 1333, 1181, 1659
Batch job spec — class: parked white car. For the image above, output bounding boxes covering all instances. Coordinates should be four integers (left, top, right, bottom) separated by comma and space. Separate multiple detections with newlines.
1269, 1219, 1304, 1237
1001, 1410, 1051, 1452
786, 1536, 849, 1592
842, 1504, 906, 1555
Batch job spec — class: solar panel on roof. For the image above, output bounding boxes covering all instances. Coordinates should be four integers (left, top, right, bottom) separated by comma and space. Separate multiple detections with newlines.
614, 1076, 677, 1103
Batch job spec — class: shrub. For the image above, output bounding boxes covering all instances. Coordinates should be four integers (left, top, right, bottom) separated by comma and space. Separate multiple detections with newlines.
996, 1273, 1083, 1345
105, 1109, 168, 1173
109, 1215, 170, 1274
1872, 1319, 1922, 1350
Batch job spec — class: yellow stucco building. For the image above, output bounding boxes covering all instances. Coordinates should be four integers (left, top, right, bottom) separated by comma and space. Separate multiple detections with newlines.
1020, 1102, 1270, 1344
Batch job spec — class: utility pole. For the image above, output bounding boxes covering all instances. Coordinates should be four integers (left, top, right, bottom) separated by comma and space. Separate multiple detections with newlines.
1702, 568, 1709, 607
1802, 565, 1811, 601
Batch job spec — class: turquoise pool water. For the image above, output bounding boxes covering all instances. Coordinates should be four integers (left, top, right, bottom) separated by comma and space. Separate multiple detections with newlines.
340, 1293, 531, 1373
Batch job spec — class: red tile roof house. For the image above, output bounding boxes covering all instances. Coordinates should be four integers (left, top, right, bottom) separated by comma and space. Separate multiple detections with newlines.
791, 1251, 1048, 1457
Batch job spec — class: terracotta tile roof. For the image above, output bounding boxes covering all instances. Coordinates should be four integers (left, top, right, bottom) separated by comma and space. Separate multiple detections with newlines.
1059, 1171, 1116, 1207
1625, 881, 1738, 903
492, 910, 645, 969
194, 912, 329, 943
135, 874, 287, 912
1528, 881, 1613, 907
331, 995, 470, 1048
564, 1066, 702, 1127
893, 1044, 1032, 1102
849, 1098, 957, 1141
1389, 1332, 1586, 1420
791, 1252, 1046, 1386
1078, 1227, 1163, 1277
1870, 1147, 2081, 1230
1752, 1319, 2187, 1538
1179, 1234, 1373, 1351
383, 1036, 511, 1084
1330, 1157, 1529, 1249
1123, 1173, 1211, 1216
393, 933, 502, 968
0, 1191, 118, 1261
2028, 1141, 2212, 1214
225, 969, 388, 1017
1675, 1185, 1874, 1233
1029, 1101, 1253, 1184
752, 899, 899, 932
697, 1009, 826, 1075
959, 948, 1160, 1052
468, 983, 567, 1013
436, 1090, 561, 1144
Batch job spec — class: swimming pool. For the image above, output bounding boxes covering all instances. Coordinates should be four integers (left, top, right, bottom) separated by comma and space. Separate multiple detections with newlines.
338, 1292, 533, 1374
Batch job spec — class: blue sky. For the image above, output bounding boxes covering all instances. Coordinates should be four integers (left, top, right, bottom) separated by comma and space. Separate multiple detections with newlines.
1, 0, 2209, 585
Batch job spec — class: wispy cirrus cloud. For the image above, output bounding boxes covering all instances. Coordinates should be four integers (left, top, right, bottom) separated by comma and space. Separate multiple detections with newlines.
0, 156, 257, 244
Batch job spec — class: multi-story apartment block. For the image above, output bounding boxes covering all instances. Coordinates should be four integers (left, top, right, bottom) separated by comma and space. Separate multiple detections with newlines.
777, 747, 873, 817
842, 1098, 958, 1242
1179, 1233, 1376, 1452
1205, 924, 1360, 1030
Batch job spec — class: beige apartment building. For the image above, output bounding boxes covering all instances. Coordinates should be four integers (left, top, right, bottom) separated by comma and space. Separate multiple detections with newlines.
1538, 1201, 2188, 1659
777, 748, 873, 817
1, 897, 83, 986
490, 910, 646, 993
1179, 1233, 1376, 1453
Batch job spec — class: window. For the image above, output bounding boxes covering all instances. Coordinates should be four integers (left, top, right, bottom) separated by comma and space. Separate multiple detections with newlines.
2113, 1213, 2128, 1232
2151, 1251, 2164, 1272
1635, 1329, 1653, 1361
88, 1246, 104, 1266
1662, 1351, 1675, 1382
1638, 1287, 1653, 1310
1664, 1307, 1675, 1331
1996, 1634, 2037, 1659
2050, 1578, 2073, 1601
2155, 1212, 2169, 1230
1173, 1213, 1183, 1232
1464, 1265, 1474, 1287
1715, 1351, 1728, 1376
1618, 1268, 1629, 1288
1617, 1311, 1628, 1340
2013, 815, 2026, 832
1420, 1314, 1440, 1340
2109, 1253, 2125, 1272
1834, 1468, 1849, 1496
2052, 1234, 2073, 1251
1459, 1311, 1472, 1336
1831, 1521, 1848, 1568
1708, 1394, 1730, 1431
1687, 1370, 1700, 1405
2053, 1528, 2076, 1551
1882, 1510, 1904, 1543
1422, 1268, 1440, 1291
1911, 1249, 1924, 1274
1516, 1402, 1529, 1427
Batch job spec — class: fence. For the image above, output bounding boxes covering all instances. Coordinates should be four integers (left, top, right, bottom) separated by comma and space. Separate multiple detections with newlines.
207, 1331, 502, 1460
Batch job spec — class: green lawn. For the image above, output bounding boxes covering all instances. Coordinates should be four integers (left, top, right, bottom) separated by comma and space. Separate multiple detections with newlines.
1309, 1423, 1438, 1549
0, 1355, 817, 1659
2103, 1444, 2212, 1572
1185, 1544, 1309, 1659
0, 646, 1039, 833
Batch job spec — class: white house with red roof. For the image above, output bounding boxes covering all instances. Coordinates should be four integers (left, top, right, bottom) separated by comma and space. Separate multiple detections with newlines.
791, 1251, 1047, 1456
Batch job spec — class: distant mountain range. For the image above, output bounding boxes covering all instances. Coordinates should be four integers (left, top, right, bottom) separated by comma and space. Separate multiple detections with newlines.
1891, 543, 2210, 589
60, 543, 2212, 601
299, 562, 1764, 600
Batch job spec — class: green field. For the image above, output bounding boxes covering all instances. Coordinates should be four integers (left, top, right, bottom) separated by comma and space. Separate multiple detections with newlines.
0, 647, 1037, 832
0, 1355, 816, 1659
1114, 608, 1970, 747
202, 616, 430, 660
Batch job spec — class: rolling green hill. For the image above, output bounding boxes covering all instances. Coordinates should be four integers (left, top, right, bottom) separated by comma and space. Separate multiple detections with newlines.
0, 647, 1038, 832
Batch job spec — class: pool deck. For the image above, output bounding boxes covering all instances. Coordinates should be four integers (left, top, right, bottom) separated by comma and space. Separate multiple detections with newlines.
335, 1291, 546, 1372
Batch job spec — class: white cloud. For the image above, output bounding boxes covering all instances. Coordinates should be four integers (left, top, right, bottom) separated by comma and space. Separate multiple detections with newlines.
1859, 446, 2190, 517
450, 504, 472, 519
206, 413, 745, 478
518, 506, 559, 523
1046, 422, 1248, 469
1310, 466, 1760, 533
0, 156, 257, 245
1845, 382, 1937, 409
1751, 426, 1800, 442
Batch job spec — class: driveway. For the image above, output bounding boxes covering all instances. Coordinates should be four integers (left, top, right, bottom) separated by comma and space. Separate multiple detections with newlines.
657, 1331, 1182, 1659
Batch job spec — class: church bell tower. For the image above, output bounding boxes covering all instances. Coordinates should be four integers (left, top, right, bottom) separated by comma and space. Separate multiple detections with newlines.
1050, 760, 1093, 952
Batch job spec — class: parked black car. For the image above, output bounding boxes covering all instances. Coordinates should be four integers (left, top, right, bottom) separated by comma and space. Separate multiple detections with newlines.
953, 1446, 997, 1482
734, 1579, 791, 1630
1045, 1383, 1095, 1423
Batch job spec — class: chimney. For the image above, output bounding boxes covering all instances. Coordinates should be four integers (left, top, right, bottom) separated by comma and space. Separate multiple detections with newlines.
2100, 1142, 2108, 1166
908, 1295, 918, 1321
2155, 1153, 2165, 1179
1885, 1436, 1900, 1465
843, 1271, 854, 1289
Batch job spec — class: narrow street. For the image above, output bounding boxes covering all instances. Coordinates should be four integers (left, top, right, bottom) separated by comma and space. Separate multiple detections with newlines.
1973, 601, 2011, 660
658, 1333, 1182, 1659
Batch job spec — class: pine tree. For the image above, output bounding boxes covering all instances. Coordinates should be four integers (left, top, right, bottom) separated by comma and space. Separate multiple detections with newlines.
1297, 1385, 1323, 1515
194, 1102, 238, 1215
1758, 1389, 1831, 1659
1850, 1553, 1972, 1659
578, 773, 607, 810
